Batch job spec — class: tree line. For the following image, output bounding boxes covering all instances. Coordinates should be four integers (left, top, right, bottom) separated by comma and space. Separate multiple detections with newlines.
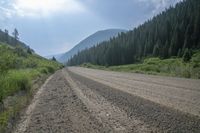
0, 28, 19, 45
0, 28, 34, 53
67, 0, 200, 66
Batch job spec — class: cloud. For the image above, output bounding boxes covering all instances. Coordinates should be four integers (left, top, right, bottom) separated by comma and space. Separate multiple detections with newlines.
0, 0, 183, 56
138, 0, 182, 15
77, 0, 182, 28
0, 0, 86, 18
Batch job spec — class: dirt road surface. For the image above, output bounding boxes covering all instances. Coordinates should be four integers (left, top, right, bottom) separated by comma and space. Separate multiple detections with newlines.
14, 67, 200, 133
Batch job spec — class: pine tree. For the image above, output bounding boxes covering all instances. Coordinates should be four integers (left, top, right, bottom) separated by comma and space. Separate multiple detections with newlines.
4, 29, 9, 43
52, 56, 57, 61
12, 28, 19, 45
177, 49, 182, 57
153, 44, 159, 57
27, 47, 32, 54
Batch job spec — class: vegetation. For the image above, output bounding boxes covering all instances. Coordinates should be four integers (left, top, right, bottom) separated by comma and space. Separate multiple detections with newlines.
0, 42, 62, 132
52, 56, 57, 61
68, 0, 200, 67
81, 50, 200, 79
0, 28, 31, 51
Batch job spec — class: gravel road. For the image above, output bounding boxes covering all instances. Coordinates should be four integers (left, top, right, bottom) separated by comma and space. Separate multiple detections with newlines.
14, 67, 200, 133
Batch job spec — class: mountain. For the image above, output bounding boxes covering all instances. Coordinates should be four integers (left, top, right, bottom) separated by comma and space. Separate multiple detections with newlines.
57, 29, 126, 63
67, 0, 200, 66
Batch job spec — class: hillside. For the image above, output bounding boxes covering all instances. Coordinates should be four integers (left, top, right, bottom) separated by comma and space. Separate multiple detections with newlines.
0, 29, 32, 51
0, 39, 62, 132
57, 29, 126, 63
67, 0, 200, 67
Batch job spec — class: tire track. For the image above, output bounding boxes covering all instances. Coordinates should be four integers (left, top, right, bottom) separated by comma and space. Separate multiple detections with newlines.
68, 68, 200, 133
68, 67, 200, 116
64, 69, 154, 133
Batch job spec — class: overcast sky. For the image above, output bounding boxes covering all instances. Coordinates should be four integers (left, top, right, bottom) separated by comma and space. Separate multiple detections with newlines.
0, 0, 181, 56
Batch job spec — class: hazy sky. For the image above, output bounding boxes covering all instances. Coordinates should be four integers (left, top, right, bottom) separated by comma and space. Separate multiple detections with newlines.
0, 0, 181, 56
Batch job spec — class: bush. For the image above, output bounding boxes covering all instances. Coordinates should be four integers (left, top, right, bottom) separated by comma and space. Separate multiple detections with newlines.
39, 67, 49, 74
14, 46, 27, 57
0, 110, 9, 132
27, 47, 32, 54
25, 60, 38, 68
140, 65, 160, 72
191, 51, 200, 67
46, 66, 55, 73
86, 54, 200, 79
182, 48, 192, 62
17, 76, 31, 91
143, 58, 160, 65
0, 54, 16, 73
1, 71, 32, 98
0, 86, 4, 111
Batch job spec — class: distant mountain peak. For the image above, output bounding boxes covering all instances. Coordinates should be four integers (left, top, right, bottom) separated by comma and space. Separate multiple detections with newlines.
57, 29, 127, 63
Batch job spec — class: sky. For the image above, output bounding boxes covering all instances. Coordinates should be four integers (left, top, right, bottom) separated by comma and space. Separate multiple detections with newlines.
0, 0, 182, 56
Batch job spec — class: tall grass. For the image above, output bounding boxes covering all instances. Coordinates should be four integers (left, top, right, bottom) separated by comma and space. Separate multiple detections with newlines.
0, 67, 62, 131
0, 70, 32, 99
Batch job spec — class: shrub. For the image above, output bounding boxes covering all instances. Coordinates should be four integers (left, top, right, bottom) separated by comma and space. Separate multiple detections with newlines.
143, 58, 160, 65
46, 66, 55, 73
17, 76, 31, 91
183, 48, 192, 62
86, 54, 200, 79
1, 71, 32, 97
0, 84, 4, 110
0, 54, 16, 73
27, 47, 32, 54
25, 60, 38, 68
39, 67, 49, 74
14, 46, 27, 57
0, 110, 9, 132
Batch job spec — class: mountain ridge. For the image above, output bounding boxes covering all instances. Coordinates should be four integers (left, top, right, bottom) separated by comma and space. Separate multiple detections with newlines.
67, 0, 200, 66
56, 29, 127, 63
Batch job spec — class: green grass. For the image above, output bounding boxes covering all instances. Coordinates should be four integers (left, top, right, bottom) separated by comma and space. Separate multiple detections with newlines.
0, 70, 35, 99
0, 43, 63, 132
80, 51, 200, 79
0, 43, 62, 100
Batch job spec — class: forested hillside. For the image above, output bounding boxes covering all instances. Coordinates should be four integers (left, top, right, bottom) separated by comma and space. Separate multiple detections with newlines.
58, 29, 126, 63
67, 0, 200, 66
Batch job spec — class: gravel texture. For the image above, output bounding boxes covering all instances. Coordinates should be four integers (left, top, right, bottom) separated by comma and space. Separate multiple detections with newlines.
14, 67, 200, 133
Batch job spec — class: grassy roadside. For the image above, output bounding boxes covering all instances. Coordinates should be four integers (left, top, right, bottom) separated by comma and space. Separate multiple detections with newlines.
80, 51, 200, 79
0, 43, 63, 132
